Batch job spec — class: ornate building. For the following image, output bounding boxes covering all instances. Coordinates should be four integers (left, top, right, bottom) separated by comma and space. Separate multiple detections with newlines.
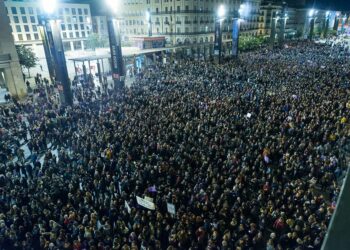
120, 0, 262, 46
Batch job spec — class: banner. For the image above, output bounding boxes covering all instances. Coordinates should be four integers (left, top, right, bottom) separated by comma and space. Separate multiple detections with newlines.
167, 203, 176, 215
136, 196, 155, 210
232, 19, 240, 57
125, 201, 131, 214
214, 20, 221, 56
107, 17, 124, 89
144, 196, 154, 202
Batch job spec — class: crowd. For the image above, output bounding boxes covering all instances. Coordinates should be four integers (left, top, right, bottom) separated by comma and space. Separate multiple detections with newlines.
0, 41, 350, 250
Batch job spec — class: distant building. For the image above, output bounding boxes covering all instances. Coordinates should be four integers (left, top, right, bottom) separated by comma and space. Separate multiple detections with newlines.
92, 16, 108, 39
115, 0, 264, 56
4, 0, 92, 52
3, 0, 93, 79
0, 0, 27, 98
259, 1, 335, 40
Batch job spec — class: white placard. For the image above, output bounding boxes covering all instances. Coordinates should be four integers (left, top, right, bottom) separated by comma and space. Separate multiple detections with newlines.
144, 196, 154, 202
136, 196, 155, 210
125, 201, 131, 214
167, 203, 176, 215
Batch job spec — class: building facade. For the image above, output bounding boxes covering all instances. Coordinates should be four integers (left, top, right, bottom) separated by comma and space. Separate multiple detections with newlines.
0, 0, 27, 98
4, 0, 93, 52
119, 0, 262, 47
92, 16, 109, 39
3, 0, 93, 81
259, 1, 298, 38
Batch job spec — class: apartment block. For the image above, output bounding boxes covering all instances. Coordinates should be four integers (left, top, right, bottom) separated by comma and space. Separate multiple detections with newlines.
119, 0, 263, 47
4, 0, 92, 53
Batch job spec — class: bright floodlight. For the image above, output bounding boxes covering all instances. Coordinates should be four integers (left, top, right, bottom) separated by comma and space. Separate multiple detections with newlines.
239, 3, 250, 18
309, 9, 315, 17
42, 0, 57, 14
146, 11, 150, 21
218, 5, 225, 18
326, 11, 330, 16
106, 0, 121, 13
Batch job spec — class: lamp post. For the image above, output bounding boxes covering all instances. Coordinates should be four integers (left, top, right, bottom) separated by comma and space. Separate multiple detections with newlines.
214, 5, 225, 63
38, 19, 54, 81
308, 9, 317, 40
39, 0, 73, 105
341, 14, 347, 34
146, 11, 152, 37
106, 0, 124, 91
334, 12, 340, 32
278, 2, 288, 47
270, 11, 278, 47
232, 4, 246, 57
324, 11, 330, 38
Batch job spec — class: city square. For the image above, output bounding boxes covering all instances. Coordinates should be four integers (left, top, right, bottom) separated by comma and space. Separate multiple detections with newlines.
0, 0, 350, 249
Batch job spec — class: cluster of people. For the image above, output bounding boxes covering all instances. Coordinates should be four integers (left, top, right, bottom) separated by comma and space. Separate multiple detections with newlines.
0, 41, 350, 249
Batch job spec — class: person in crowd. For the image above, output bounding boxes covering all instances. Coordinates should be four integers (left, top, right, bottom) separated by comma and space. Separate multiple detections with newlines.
0, 41, 349, 249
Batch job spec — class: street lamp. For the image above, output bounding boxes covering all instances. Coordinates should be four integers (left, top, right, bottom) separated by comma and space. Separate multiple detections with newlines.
39, 0, 73, 105
324, 11, 330, 38
278, 3, 288, 47
334, 12, 340, 32
341, 14, 347, 34
308, 9, 317, 40
106, 0, 125, 90
214, 5, 226, 63
146, 11, 152, 37
232, 4, 247, 57
270, 11, 279, 46
218, 5, 226, 19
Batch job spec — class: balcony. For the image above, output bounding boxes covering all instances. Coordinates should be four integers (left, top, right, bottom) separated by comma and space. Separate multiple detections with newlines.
164, 31, 213, 35
164, 21, 170, 25
151, 10, 213, 15
176, 21, 181, 24
184, 21, 191, 24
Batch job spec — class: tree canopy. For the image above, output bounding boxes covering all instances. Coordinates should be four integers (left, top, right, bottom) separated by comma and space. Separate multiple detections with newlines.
16, 45, 38, 77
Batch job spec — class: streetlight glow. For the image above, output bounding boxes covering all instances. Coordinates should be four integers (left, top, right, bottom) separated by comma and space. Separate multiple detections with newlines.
41, 0, 57, 15
309, 9, 315, 17
239, 3, 250, 18
218, 5, 226, 18
106, 0, 121, 13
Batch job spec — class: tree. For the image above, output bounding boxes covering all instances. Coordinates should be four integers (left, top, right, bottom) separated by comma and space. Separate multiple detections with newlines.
239, 36, 268, 52
16, 45, 38, 78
